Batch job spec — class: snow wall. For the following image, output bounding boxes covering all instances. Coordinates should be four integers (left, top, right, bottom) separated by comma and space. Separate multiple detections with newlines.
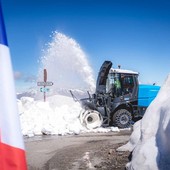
118, 74, 170, 170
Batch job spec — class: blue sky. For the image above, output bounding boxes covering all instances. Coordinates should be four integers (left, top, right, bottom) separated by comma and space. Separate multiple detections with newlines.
1, 0, 170, 91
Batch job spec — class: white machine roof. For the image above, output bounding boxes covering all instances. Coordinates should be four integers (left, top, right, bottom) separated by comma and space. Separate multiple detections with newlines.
110, 68, 139, 75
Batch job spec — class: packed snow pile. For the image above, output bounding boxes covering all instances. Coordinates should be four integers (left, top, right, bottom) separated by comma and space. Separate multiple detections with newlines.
117, 74, 170, 170
18, 95, 83, 137
18, 94, 120, 137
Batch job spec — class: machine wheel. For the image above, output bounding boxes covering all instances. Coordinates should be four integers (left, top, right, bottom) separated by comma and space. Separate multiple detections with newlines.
111, 109, 132, 128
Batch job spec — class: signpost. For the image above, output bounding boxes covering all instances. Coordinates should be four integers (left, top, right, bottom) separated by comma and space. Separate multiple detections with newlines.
37, 69, 53, 102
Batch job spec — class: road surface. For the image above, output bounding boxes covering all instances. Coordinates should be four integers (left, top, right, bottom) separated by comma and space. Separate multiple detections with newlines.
25, 130, 131, 170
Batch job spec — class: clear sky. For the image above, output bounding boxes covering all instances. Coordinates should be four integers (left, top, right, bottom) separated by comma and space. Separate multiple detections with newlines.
1, 0, 170, 92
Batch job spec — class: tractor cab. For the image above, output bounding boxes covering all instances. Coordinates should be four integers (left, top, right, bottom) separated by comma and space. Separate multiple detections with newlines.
106, 68, 139, 99
96, 61, 139, 101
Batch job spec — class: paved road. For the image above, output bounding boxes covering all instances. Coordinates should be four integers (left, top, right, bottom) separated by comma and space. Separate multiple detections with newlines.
25, 130, 131, 170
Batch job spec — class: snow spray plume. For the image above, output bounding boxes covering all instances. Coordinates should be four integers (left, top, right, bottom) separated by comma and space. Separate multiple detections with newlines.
38, 32, 95, 95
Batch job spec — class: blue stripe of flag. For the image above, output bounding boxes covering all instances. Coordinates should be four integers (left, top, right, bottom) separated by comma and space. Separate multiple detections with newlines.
0, 3, 8, 46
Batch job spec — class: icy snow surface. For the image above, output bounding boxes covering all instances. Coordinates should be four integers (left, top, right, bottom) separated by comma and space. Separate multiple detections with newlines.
18, 94, 120, 137
118, 74, 170, 170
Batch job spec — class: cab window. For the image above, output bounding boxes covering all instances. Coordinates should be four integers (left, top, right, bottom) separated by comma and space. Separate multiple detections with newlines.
121, 75, 134, 95
106, 73, 122, 97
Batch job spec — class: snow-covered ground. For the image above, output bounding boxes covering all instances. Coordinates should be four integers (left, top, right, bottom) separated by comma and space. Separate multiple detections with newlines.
118, 74, 170, 170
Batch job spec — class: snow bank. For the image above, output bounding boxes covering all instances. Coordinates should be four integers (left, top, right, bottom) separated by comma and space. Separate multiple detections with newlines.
118, 74, 170, 170
117, 120, 141, 152
18, 94, 120, 137
18, 95, 83, 137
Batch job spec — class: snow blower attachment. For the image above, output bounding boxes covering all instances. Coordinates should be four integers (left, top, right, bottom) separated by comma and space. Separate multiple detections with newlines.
70, 60, 160, 129
70, 90, 103, 129
79, 109, 103, 129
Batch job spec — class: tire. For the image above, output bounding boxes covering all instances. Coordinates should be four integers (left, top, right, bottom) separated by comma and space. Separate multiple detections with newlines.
111, 109, 132, 128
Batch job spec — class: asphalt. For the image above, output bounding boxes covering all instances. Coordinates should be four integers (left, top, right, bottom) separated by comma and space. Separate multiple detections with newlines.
25, 130, 131, 170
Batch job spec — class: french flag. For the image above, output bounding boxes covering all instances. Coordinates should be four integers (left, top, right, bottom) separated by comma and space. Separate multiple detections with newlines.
0, 3, 27, 170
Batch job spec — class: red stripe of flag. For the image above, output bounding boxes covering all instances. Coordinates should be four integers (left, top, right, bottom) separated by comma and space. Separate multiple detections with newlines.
0, 141, 27, 170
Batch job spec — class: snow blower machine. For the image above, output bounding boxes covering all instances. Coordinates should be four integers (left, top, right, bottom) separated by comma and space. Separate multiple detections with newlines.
70, 60, 160, 129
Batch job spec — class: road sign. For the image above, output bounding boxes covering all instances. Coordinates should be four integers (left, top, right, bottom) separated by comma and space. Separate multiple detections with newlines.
37, 81, 53, 86
40, 87, 50, 92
